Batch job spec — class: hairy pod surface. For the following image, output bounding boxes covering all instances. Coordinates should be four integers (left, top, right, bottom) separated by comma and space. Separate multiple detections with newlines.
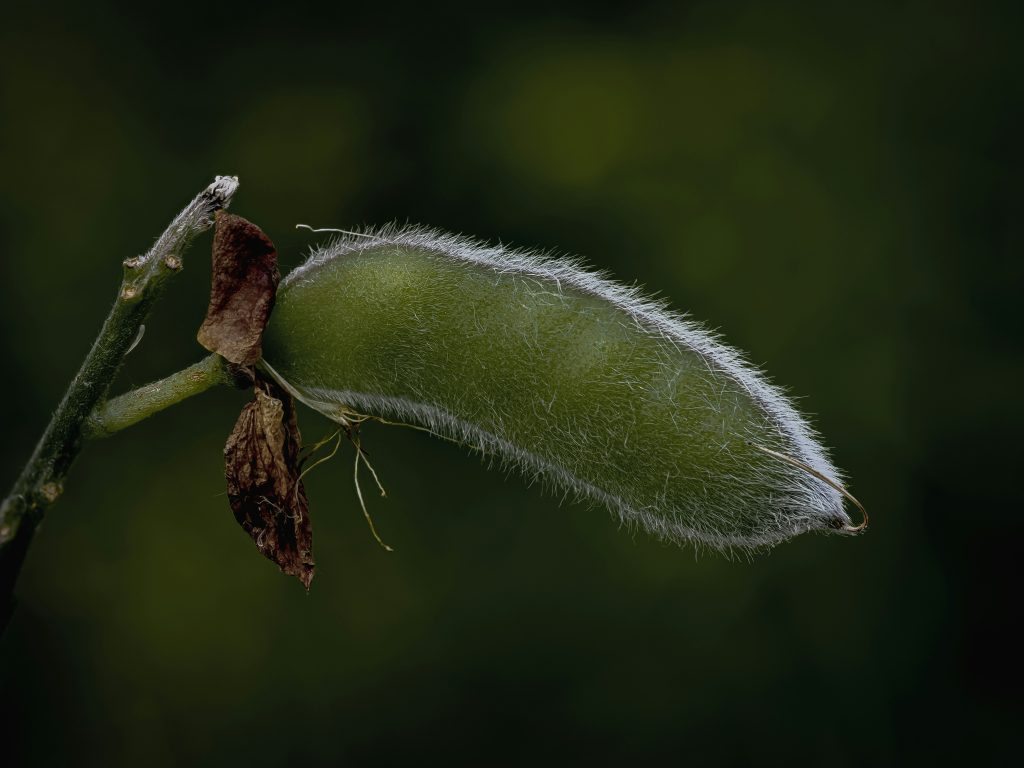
261, 227, 853, 550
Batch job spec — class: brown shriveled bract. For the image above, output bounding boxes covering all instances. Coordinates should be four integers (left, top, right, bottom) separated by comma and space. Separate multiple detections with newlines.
197, 212, 280, 366
200, 213, 315, 587
224, 374, 315, 589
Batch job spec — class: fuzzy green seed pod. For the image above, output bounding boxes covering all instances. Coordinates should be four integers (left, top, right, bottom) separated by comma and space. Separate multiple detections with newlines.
261, 226, 859, 551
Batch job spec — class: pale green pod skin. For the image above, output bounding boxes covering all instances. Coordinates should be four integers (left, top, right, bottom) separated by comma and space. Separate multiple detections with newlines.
262, 227, 852, 550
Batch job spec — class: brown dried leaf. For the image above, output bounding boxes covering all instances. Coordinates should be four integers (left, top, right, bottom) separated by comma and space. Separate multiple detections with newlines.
224, 375, 314, 589
197, 212, 280, 366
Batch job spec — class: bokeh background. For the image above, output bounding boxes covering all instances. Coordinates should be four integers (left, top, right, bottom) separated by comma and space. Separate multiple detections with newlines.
1, 1, 1019, 764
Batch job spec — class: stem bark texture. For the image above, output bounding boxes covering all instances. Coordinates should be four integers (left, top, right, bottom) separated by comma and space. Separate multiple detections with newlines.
0, 176, 238, 628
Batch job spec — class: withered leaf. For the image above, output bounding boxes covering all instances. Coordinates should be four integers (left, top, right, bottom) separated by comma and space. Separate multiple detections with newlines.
224, 374, 314, 589
197, 212, 280, 366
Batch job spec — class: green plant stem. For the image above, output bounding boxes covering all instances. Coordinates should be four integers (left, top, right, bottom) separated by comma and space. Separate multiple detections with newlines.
84, 354, 233, 439
0, 176, 239, 629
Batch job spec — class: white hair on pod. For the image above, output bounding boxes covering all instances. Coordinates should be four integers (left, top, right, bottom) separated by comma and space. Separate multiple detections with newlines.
274, 224, 853, 551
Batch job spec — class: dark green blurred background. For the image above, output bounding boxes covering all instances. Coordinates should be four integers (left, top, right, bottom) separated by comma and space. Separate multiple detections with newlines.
1, 1, 1019, 764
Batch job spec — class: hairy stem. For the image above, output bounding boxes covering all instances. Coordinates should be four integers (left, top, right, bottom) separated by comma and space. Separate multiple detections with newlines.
84, 354, 234, 439
0, 176, 239, 629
